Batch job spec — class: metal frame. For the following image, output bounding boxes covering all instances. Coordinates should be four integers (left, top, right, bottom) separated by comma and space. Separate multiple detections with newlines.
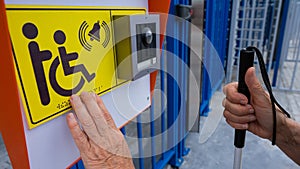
226, 0, 282, 83
226, 0, 300, 93
272, 0, 300, 92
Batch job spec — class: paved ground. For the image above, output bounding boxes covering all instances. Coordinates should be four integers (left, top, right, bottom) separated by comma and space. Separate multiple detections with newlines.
181, 120, 299, 169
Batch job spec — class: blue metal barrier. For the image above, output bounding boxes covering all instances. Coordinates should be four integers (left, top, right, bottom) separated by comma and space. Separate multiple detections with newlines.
201, 0, 229, 116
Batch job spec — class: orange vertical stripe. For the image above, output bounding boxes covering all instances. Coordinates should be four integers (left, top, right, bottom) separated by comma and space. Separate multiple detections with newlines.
148, 0, 171, 94
0, 1, 30, 168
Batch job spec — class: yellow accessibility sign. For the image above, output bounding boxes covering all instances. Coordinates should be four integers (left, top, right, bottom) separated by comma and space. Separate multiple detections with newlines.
6, 6, 144, 129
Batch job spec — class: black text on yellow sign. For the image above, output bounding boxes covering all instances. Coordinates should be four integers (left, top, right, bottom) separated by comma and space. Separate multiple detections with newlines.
6, 7, 145, 129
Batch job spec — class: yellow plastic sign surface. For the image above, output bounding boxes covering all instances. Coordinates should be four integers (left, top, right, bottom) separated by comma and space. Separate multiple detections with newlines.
6, 7, 144, 129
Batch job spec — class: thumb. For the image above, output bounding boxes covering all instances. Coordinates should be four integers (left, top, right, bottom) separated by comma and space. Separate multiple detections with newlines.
245, 67, 265, 96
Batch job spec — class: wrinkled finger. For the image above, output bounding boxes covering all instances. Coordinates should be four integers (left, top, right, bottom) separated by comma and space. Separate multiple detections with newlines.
80, 92, 108, 134
223, 110, 256, 124
66, 113, 89, 152
223, 82, 248, 105
95, 94, 117, 129
70, 94, 101, 143
225, 118, 248, 130
223, 98, 254, 116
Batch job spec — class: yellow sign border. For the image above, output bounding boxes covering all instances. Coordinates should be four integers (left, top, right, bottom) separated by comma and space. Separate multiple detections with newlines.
7, 5, 146, 128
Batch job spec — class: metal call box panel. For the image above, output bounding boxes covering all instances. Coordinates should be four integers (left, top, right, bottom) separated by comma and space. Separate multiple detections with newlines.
113, 14, 160, 80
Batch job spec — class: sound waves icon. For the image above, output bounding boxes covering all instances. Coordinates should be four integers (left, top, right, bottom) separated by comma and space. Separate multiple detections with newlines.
79, 21, 92, 51
78, 20, 111, 51
101, 21, 110, 48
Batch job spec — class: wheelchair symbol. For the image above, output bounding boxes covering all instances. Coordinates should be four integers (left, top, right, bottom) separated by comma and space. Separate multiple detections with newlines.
22, 22, 95, 106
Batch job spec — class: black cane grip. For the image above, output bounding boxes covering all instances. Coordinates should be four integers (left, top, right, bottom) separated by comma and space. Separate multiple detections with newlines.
234, 49, 254, 148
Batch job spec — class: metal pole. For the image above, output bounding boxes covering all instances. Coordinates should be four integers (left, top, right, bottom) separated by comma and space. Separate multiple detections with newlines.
233, 148, 243, 169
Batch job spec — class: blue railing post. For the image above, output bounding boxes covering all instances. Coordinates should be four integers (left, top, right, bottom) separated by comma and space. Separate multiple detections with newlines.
137, 115, 145, 169
156, 40, 176, 169
167, 0, 181, 167
178, 0, 191, 159
150, 97, 156, 169
272, 0, 290, 86
160, 40, 167, 162
201, 0, 213, 116
166, 0, 191, 167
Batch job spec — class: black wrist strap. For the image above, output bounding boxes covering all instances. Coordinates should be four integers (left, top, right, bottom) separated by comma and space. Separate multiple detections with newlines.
246, 46, 291, 145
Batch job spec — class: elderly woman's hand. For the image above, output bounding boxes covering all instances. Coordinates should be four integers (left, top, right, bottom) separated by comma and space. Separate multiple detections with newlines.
66, 92, 134, 169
